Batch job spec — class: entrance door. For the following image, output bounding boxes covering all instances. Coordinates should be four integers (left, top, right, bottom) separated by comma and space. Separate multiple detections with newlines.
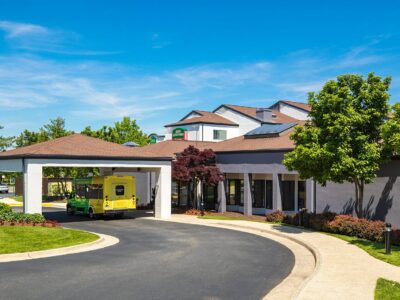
111, 183, 128, 209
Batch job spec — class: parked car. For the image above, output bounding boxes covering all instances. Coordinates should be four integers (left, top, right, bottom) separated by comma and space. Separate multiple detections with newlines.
0, 184, 9, 194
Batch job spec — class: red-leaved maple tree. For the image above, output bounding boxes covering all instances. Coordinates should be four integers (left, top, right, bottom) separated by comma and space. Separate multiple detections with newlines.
172, 145, 224, 208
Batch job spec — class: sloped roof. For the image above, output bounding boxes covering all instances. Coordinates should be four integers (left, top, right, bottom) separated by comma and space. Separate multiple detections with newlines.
164, 110, 238, 127
134, 140, 216, 158
211, 133, 295, 153
277, 100, 311, 112
214, 104, 299, 124
212, 121, 305, 153
245, 123, 297, 137
0, 134, 171, 160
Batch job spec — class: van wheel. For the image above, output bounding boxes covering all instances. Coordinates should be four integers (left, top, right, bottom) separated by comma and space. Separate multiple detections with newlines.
67, 206, 75, 215
88, 208, 95, 219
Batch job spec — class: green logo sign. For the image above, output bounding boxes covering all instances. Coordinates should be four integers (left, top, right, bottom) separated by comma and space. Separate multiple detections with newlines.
149, 134, 158, 144
172, 128, 187, 140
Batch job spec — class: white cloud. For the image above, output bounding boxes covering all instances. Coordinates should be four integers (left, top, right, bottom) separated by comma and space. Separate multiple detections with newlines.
0, 21, 48, 38
0, 20, 117, 56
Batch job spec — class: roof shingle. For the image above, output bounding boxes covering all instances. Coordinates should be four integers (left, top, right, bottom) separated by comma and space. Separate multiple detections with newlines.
165, 110, 238, 127
217, 104, 299, 124
0, 134, 172, 160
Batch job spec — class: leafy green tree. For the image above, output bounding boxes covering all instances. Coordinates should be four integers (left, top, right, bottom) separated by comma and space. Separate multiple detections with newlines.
0, 125, 13, 151
283, 73, 391, 218
381, 103, 400, 156
82, 117, 149, 146
14, 118, 92, 195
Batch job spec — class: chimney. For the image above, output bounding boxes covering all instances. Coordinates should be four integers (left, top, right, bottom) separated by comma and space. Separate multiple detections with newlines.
256, 108, 274, 122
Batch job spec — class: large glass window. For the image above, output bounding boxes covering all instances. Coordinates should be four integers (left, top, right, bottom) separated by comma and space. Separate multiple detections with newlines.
282, 181, 295, 211
213, 130, 227, 140
298, 181, 306, 210
252, 180, 273, 209
203, 184, 217, 210
171, 181, 179, 206
226, 179, 243, 205
180, 183, 188, 206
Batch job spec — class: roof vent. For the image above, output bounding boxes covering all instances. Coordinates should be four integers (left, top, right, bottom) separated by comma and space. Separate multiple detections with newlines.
256, 108, 275, 122
123, 141, 139, 147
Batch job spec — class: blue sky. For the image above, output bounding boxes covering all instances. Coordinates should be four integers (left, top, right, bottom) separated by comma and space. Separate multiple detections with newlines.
0, 0, 399, 137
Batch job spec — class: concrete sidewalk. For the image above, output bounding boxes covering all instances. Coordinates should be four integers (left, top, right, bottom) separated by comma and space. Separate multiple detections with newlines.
169, 215, 400, 300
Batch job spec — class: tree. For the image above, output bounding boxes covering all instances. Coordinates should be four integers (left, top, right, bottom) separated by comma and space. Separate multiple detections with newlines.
81, 117, 149, 146
381, 103, 400, 156
0, 125, 13, 151
14, 118, 90, 195
172, 146, 224, 209
283, 73, 391, 218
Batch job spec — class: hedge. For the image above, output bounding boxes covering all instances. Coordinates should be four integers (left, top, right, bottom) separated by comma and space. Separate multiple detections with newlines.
267, 210, 400, 245
0, 203, 58, 227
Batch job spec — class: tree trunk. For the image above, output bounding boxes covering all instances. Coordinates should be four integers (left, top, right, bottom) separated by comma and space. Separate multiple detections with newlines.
353, 178, 364, 218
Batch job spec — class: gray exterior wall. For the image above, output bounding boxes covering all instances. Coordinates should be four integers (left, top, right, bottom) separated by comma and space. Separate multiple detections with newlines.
217, 151, 400, 226
217, 151, 296, 174
316, 160, 400, 227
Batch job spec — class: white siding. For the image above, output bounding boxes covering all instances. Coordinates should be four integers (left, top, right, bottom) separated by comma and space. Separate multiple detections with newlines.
214, 106, 260, 135
278, 103, 309, 120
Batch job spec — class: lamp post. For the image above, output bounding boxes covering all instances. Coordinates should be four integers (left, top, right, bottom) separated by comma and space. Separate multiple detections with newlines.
385, 223, 392, 255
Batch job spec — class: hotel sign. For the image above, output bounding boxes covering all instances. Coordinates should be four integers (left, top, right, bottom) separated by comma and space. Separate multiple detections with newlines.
172, 128, 188, 140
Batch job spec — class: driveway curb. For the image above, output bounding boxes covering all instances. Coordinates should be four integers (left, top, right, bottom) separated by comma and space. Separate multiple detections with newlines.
0, 230, 119, 263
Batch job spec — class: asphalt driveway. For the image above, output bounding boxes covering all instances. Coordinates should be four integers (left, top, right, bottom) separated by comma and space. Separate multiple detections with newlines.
1, 208, 295, 300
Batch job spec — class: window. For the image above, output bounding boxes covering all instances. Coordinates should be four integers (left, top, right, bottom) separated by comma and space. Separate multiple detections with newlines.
87, 184, 103, 199
226, 179, 243, 205
171, 181, 179, 206
252, 180, 273, 209
203, 184, 217, 210
115, 185, 125, 196
298, 181, 306, 210
213, 129, 227, 140
75, 185, 87, 198
282, 181, 295, 211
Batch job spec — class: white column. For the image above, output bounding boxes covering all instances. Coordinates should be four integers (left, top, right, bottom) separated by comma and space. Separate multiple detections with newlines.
294, 177, 299, 212
306, 179, 315, 213
243, 173, 252, 216
23, 162, 43, 214
217, 180, 226, 213
154, 165, 172, 219
272, 173, 282, 211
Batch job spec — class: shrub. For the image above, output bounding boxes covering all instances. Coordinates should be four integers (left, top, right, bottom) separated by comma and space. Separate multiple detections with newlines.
0, 203, 12, 213
283, 213, 298, 226
275, 210, 398, 245
308, 212, 337, 231
265, 211, 285, 223
0, 211, 46, 224
327, 215, 385, 242
184, 209, 209, 216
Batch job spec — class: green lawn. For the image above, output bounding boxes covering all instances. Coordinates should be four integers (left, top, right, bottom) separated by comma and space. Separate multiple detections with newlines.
0, 226, 99, 254
375, 278, 400, 300
327, 233, 400, 267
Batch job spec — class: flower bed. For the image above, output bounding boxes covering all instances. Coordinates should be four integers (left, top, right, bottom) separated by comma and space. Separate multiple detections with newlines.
0, 203, 59, 227
267, 210, 400, 245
